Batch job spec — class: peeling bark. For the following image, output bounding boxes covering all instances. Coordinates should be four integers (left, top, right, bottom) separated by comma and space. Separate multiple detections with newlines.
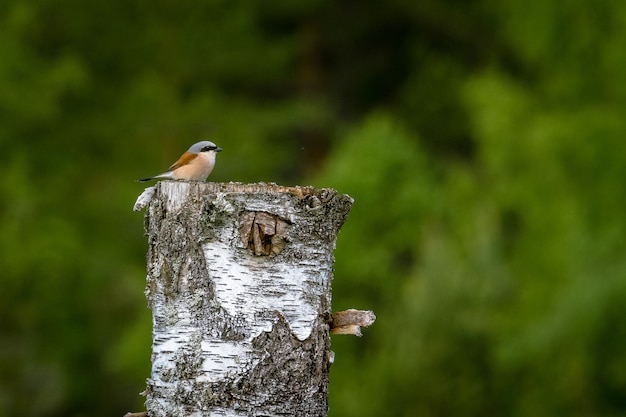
143, 182, 353, 417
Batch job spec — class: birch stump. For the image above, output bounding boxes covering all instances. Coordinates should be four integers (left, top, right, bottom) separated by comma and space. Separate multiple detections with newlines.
143, 181, 353, 417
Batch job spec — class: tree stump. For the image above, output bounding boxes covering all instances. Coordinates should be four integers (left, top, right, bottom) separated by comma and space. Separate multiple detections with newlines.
143, 181, 353, 417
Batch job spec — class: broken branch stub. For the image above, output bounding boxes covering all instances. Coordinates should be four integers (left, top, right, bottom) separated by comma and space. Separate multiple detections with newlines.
143, 181, 353, 417
331, 309, 377, 337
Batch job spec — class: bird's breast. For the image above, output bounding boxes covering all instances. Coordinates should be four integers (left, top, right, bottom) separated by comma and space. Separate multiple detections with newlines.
172, 153, 215, 181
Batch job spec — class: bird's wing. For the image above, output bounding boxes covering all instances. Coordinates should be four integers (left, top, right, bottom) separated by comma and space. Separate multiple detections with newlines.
168, 152, 197, 171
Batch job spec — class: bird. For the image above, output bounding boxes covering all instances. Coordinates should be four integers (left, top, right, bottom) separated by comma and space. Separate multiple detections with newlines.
138, 141, 222, 182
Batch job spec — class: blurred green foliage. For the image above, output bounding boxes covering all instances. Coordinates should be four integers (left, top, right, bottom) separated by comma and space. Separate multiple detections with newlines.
1, 0, 626, 416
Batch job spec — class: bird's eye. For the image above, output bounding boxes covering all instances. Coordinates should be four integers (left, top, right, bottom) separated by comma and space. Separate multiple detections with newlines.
201, 146, 216, 152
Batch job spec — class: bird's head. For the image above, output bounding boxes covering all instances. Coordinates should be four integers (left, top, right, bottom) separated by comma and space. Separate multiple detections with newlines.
189, 141, 223, 154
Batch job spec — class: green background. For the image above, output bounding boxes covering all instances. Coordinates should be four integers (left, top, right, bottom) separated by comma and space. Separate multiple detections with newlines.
2, 1, 626, 416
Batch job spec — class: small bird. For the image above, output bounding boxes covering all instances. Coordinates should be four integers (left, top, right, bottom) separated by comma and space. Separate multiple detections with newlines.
138, 141, 222, 182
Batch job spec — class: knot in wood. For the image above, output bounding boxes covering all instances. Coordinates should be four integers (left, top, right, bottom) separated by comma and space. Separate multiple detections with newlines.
239, 211, 290, 256
303, 194, 321, 209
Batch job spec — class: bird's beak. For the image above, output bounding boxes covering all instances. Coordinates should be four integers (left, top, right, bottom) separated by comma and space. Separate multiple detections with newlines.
216, 147, 223, 152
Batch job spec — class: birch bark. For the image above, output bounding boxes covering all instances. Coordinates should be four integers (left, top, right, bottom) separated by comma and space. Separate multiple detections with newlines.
143, 181, 353, 417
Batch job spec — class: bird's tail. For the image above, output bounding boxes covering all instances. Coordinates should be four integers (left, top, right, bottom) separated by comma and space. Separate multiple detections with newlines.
137, 172, 173, 182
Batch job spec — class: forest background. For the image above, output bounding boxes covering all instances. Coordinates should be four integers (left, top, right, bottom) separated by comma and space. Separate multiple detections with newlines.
2, 1, 626, 416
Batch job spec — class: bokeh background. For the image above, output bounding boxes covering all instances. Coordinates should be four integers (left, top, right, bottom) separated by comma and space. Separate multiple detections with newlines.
2, 0, 626, 416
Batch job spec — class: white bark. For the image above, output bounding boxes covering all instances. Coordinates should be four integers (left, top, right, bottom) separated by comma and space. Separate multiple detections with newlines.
143, 181, 353, 417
